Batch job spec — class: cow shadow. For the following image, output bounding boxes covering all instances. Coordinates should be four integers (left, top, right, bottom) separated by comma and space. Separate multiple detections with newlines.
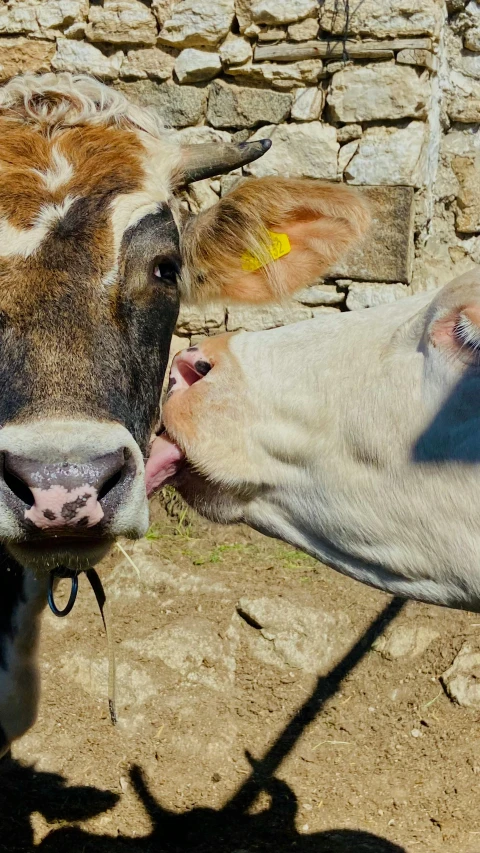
0, 598, 406, 853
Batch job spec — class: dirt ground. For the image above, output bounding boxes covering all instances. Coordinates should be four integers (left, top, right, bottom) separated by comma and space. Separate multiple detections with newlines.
2, 492, 480, 853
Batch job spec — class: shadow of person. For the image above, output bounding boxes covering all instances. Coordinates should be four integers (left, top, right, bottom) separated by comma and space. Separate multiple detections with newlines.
0, 753, 118, 852
36, 763, 405, 853
2, 598, 407, 853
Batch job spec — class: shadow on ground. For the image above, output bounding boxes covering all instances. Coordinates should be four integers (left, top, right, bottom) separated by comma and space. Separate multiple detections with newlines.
0, 598, 406, 853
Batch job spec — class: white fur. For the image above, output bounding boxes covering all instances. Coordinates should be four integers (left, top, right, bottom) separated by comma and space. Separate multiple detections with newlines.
34, 144, 74, 193
0, 196, 75, 258
173, 268, 480, 613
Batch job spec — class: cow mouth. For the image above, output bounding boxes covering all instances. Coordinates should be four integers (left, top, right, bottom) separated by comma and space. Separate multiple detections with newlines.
7, 535, 112, 572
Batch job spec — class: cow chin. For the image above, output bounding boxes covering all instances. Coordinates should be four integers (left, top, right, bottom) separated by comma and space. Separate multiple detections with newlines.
174, 464, 247, 527
0, 418, 149, 573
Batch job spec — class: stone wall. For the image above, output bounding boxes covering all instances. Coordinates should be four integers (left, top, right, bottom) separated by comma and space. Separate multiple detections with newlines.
1, 0, 479, 343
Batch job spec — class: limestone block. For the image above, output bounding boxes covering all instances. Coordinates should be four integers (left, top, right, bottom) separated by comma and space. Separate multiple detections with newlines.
120, 47, 175, 80
396, 48, 437, 70
319, 0, 442, 38
219, 34, 252, 67
331, 186, 415, 284
159, 0, 235, 48
0, 2, 39, 35
244, 0, 318, 26
337, 124, 362, 143
237, 596, 352, 672
0, 37, 55, 80
328, 64, 430, 122
245, 122, 339, 180
188, 179, 219, 211
86, 0, 157, 45
441, 644, 480, 708
293, 284, 345, 306
175, 49, 221, 83
207, 80, 291, 128
288, 18, 319, 41
116, 80, 207, 127
176, 304, 226, 335
345, 122, 427, 188
291, 87, 324, 121
447, 70, 480, 121
37, 0, 89, 30
452, 154, 480, 232
257, 27, 286, 42
226, 303, 313, 331
53, 39, 124, 80
226, 58, 324, 89
345, 283, 409, 310
177, 126, 232, 145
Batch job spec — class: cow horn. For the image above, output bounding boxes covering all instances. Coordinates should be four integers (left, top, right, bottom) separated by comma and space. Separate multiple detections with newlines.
179, 138, 272, 185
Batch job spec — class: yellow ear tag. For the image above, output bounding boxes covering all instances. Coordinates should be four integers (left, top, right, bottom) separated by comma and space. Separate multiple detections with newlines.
241, 230, 291, 273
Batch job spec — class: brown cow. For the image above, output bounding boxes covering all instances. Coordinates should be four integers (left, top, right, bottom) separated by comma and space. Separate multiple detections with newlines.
0, 72, 369, 754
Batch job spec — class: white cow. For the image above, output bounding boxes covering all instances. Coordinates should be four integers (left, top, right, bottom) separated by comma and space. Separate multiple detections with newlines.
147, 269, 480, 613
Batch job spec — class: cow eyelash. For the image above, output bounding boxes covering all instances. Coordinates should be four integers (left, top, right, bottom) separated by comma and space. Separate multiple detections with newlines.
152, 258, 179, 286
454, 313, 480, 353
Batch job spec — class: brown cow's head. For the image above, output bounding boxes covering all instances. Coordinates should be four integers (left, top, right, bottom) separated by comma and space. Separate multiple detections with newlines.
0, 73, 369, 573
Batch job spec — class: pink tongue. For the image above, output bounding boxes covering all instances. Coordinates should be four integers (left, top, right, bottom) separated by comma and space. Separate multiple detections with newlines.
145, 434, 184, 497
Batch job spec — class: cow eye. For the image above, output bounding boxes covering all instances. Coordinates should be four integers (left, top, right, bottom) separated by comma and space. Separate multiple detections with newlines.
152, 259, 179, 285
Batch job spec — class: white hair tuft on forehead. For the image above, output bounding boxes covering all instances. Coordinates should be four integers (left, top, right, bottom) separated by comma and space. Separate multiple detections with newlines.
0, 72, 169, 140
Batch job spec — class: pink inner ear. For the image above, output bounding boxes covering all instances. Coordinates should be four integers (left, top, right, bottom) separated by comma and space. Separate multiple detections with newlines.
145, 434, 184, 497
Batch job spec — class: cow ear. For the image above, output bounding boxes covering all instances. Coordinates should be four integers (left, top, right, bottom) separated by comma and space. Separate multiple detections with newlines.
180, 177, 370, 304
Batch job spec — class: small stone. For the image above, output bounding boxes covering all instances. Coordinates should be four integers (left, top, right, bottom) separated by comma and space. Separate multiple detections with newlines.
152, 0, 176, 27
448, 70, 480, 122
159, 0, 235, 48
338, 140, 359, 176
293, 284, 345, 306
245, 122, 339, 180
372, 624, 439, 659
0, 2, 39, 35
319, 0, 442, 38
346, 283, 409, 310
465, 27, 480, 51
175, 48, 221, 83
249, 0, 318, 26
86, 0, 158, 45
207, 80, 291, 129
53, 39, 124, 80
337, 124, 362, 144
345, 122, 427, 188
441, 643, 480, 708
0, 37, 55, 81
396, 48, 437, 70
120, 47, 175, 81
288, 18, 319, 41
116, 80, 207, 127
257, 27, 286, 42
452, 154, 480, 233
328, 63, 430, 122
219, 34, 252, 67
291, 87, 324, 121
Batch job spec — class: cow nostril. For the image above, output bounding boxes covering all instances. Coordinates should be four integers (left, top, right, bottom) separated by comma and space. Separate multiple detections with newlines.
98, 467, 123, 502
3, 464, 34, 507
